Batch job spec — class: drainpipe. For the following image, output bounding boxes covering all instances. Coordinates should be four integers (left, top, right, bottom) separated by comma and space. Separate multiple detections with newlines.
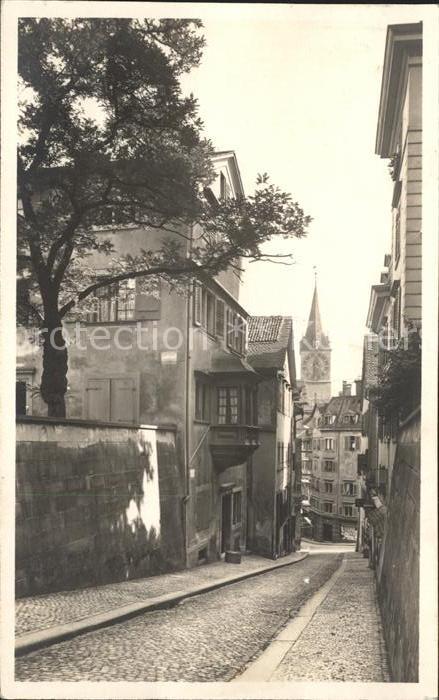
183, 224, 193, 568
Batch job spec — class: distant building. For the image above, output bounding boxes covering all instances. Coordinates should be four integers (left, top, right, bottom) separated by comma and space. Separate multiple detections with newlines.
297, 280, 332, 533
305, 382, 362, 542
299, 283, 331, 408
247, 316, 301, 557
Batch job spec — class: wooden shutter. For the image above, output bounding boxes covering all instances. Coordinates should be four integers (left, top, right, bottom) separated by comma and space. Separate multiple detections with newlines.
135, 293, 160, 320
193, 282, 202, 326
110, 377, 137, 423
226, 308, 233, 348
216, 299, 225, 337
242, 318, 248, 354
86, 379, 110, 421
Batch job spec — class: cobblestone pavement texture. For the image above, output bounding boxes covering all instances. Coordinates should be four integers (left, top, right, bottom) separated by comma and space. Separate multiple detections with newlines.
15, 553, 342, 682
16, 551, 305, 637
271, 554, 390, 682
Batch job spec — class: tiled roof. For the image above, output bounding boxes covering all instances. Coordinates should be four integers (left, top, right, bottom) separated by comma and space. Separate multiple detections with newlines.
319, 395, 362, 430
248, 316, 283, 343
247, 316, 293, 370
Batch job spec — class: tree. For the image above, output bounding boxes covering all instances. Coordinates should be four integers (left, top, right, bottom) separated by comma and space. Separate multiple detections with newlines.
369, 326, 421, 421
18, 18, 311, 417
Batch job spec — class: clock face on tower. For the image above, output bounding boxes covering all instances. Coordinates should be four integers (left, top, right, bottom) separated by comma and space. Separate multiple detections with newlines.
302, 352, 330, 381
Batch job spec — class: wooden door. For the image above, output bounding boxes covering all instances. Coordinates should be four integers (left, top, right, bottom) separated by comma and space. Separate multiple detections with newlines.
221, 493, 232, 553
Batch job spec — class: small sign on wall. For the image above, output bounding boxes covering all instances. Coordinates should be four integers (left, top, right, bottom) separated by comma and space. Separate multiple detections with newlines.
161, 351, 177, 365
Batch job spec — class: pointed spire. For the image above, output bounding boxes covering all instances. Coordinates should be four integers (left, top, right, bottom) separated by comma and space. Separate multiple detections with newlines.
302, 275, 330, 350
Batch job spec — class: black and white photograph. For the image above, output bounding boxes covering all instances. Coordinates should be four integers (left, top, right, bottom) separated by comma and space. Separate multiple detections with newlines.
1, 2, 437, 698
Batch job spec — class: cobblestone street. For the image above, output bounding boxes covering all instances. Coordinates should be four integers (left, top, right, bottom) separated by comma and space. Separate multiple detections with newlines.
16, 553, 343, 682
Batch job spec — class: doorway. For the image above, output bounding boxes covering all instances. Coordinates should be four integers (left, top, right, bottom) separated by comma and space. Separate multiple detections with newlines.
323, 523, 333, 541
221, 493, 232, 553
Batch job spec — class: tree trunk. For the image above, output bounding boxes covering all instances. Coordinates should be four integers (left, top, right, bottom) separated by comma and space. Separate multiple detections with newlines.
40, 316, 68, 418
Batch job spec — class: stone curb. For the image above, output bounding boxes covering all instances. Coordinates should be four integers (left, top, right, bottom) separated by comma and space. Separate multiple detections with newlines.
15, 551, 309, 657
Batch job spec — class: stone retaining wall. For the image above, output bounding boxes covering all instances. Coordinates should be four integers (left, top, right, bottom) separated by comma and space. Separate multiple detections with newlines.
377, 409, 420, 682
16, 417, 184, 597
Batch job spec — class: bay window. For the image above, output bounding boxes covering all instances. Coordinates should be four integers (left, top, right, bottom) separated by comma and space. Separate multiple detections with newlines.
218, 387, 239, 424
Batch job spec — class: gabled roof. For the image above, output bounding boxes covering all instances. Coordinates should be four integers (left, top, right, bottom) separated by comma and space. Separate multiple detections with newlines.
248, 316, 295, 378
211, 151, 245, 198
300, 283, 330, 350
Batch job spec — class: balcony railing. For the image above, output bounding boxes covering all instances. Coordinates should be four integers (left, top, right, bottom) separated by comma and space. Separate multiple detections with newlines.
209, 424, 260, 471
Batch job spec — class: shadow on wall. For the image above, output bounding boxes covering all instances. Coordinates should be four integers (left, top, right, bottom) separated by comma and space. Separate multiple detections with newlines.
16, 421, 184, 597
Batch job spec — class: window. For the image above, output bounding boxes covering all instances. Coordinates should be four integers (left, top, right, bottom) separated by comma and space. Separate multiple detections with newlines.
323, 460, 335, 472
216, 299, 225, 337
220, 172, 231, 201
194, 282, 202, 325
325, 438, 334, 451
342, 481, 355, 497
303, 439, 312, 451
93, 204, 137, 227
232, 491, 242, 525
393, 286, 401, 339
196, 287, 216, 335
310, 496, 319, 511
195, 380, 210, 421
313, 439, 320, 451
343, 503, 354, 517
87, 280, 135, 322
16, 381, 27, 415
16, 371, 34, 415
323, 501, 333, 514
313, 460, 319, 472
302, 459, 311, 474
394, 206, 401, 263
344, 414, 359, 425
217, 387, 239, 424
344, 436, 361, 451
205, 290, 216, 335
324, 480, 333, 494
277, 441, 284, 467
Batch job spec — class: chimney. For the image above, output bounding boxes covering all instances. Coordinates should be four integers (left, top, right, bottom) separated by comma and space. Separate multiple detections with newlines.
342, 381, 351, 397
355, 379, 363, 397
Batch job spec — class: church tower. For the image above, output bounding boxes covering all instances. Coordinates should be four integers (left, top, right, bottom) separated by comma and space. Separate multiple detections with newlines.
300, 281, 331, 406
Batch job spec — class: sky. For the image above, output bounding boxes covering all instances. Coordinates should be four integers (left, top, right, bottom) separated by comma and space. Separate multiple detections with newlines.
181, 4, 425, 395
